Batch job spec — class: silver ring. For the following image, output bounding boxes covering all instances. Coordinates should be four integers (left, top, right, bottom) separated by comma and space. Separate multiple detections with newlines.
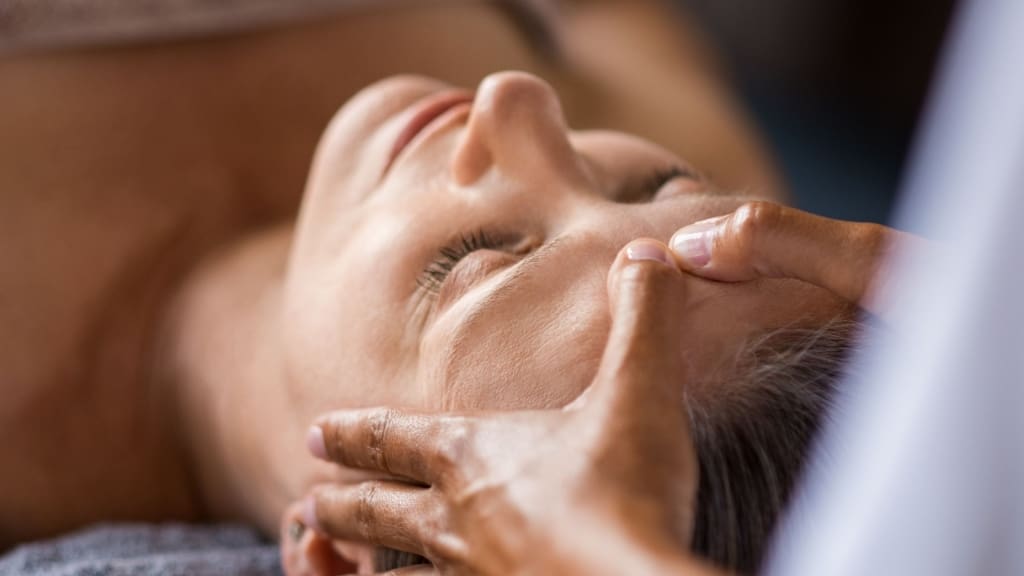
288, 520, 306, 542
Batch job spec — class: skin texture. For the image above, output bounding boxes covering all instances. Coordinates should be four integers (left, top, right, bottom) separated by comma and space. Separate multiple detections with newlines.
258, 71, 847, 573
668, 202, 918, 317
1, 1, 560, 545
280, 70, 843, 422
0, 0, 785, 547
0, 0, 906, 567
145, 65, 847, 559
294, 241, 712, 576
286, 205, 914, 575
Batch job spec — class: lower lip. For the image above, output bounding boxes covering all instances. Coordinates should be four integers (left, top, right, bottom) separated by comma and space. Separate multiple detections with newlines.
386, 90, 474, 172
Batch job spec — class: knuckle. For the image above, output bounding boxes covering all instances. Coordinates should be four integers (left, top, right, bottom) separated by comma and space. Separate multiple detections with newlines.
424, 527, 470, 569
856, 222, 888, 252
727, 201, 783, 260
354, 482, 382, 540
434, 417, 472, 479
419, 491, 450, 544
615, 260, 679, 318
366, 408, 396, 473
618, 257, 678, 294
731, 201, 780, 241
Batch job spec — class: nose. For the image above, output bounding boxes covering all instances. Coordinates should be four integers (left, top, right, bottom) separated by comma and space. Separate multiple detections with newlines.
451, 72, 588, 187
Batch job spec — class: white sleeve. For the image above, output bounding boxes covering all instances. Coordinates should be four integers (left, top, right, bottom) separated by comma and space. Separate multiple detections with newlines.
766, 0, 1024, 574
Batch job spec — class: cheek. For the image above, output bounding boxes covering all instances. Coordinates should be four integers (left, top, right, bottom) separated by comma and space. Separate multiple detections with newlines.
282, 283, 364, 413
424, 288, 611, 411
282, 257, 418, 415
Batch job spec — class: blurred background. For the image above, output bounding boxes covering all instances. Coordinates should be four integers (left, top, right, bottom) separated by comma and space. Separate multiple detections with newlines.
0, 0, 959, 224
681, 0, 957, 223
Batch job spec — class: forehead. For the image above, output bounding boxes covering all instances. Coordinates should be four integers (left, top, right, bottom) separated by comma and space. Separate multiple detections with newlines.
288, 201, 846, 426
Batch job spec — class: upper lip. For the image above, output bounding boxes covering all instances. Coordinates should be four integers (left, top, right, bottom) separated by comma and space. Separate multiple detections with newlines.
384, 90, 474, 175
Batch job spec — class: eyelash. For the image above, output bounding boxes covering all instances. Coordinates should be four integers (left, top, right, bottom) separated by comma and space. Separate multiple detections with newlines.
627, 166, 692, 203
419, 229, 503, 294
418, 166, 692, 294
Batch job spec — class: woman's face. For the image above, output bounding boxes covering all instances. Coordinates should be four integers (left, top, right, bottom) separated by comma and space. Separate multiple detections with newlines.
283, 72, 841, 416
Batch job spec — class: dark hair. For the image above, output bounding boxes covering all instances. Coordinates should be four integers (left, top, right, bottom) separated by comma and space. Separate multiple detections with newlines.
375, 315, 859, 573
688, 315, 858, 573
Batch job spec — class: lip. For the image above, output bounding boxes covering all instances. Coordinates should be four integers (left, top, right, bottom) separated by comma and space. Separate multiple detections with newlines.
384, 90, 475, 175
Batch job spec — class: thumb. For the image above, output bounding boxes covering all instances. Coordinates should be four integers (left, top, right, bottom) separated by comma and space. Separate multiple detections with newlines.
584, 239, 700, 532
587, 239, 690, 419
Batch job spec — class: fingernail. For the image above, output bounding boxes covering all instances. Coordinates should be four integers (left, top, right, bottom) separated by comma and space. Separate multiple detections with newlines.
302, 495, 322, 532
625, 242, 674, 266
670, 220, 718, 267
306, 426, 327, 460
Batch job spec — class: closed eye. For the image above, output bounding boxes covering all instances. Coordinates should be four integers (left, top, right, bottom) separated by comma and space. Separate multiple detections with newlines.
418, 230, 504, 295
618, 165, 699, 204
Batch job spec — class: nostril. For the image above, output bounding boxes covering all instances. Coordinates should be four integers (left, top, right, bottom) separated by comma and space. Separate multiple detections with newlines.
452, 71, 582, 188
450, 118, 493, 187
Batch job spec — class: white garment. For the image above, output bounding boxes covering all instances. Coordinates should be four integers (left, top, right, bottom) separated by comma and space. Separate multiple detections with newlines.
767, 0, 1024, 574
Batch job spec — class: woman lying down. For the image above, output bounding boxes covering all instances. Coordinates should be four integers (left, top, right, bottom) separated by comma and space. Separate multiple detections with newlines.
0, 64, 920, 574
2, 10, 913, 573
264, 70, 882, 575
286, 184, 906, 576
265, 67, 922, 574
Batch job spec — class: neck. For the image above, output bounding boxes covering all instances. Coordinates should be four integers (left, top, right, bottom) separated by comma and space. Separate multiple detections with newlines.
160, 223, 311, 533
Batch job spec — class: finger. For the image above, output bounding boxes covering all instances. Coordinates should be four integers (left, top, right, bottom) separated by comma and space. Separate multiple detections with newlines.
669, 201, 905, 315
589, 239, 690, 417
305, 481, 436, 558
309, 408, 452, 485
280, 502, 312, 576
280, 501, 358, 576
588, 243, 701, 540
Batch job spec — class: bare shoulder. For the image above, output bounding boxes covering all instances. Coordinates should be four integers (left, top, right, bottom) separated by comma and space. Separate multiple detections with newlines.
0, 2, 551, 546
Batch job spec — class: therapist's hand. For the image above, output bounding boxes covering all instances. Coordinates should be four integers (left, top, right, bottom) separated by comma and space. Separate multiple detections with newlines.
668, 201, 919, 316
298, 242, 719, 575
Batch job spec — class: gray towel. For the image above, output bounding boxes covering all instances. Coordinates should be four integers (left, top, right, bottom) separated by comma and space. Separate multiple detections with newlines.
0, 523, 282, 576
